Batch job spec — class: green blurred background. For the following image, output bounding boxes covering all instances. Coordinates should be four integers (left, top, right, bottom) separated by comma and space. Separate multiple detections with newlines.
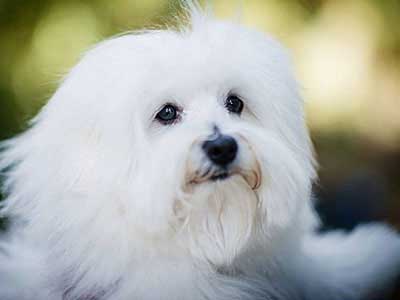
0, 0, 399, 295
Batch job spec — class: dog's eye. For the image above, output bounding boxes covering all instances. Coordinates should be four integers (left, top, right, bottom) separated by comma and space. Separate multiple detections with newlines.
225, 94, 244, 115
155, 104, 179, 124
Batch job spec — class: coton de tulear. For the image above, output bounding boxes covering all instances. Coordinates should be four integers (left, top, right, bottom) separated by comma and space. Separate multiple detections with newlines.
0, 2, 399, 300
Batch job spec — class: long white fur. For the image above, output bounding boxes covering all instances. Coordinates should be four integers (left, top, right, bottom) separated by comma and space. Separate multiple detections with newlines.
0, 2, 399, 299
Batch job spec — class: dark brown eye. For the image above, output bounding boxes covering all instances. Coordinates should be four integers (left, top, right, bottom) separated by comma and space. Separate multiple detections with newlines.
225, 94, 244, 114
155, 104, 179, 124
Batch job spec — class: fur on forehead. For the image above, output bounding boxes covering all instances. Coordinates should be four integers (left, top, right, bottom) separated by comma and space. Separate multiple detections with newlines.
41, 2, 300, 120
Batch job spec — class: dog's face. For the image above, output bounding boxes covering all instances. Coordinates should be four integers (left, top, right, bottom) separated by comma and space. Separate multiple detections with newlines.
2, 15, 317, 271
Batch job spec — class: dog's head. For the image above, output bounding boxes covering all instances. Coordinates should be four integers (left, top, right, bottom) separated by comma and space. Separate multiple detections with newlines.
0, 4, 317, 275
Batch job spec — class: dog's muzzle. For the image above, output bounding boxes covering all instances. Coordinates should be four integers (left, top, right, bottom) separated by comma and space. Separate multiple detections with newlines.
186, 131, 261, 190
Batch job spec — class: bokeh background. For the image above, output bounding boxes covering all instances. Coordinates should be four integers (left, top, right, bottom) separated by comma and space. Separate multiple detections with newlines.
0, 0, 399, 297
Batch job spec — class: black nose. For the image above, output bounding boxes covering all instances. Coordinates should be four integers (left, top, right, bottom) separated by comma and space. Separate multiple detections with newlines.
202, 134, 238, 166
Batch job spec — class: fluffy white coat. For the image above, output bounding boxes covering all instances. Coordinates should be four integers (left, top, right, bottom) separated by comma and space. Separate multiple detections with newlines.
0, 2, 399, 300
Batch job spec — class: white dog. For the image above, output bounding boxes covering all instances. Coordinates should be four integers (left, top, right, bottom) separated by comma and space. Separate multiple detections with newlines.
0, 2, 399, 300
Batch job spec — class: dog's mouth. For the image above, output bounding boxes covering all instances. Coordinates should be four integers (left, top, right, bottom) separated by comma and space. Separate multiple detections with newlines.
188, 164, 261, 190
210, 171, 230, 181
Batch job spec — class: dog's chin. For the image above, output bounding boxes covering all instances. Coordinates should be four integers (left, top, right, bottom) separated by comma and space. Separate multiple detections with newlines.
172, 164, 261, 265
175, 172, 259, 266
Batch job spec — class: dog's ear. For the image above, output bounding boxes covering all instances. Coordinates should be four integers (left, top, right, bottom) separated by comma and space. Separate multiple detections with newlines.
0, 52, 140, 225
0, 71, 142, 294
